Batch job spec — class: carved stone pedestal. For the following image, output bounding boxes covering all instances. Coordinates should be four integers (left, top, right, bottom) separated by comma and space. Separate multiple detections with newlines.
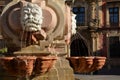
32, 57, 75, 80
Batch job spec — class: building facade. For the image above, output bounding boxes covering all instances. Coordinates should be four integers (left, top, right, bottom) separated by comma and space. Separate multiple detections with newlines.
71, 0, 120, 67
0, 0, 120, 66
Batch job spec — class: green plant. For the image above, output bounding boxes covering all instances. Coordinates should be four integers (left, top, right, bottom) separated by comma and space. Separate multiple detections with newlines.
0, 47, 7, 54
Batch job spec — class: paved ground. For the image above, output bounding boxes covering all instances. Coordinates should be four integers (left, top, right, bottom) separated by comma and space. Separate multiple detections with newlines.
74, 65, 120, 80
75, 74, 120, 80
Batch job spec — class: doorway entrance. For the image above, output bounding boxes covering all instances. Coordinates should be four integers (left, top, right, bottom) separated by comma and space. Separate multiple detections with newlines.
109, 36, 120, 58
70, 32, 91, 56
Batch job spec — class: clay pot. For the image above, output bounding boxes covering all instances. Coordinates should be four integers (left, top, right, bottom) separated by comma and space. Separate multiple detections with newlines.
90, 56, 106, 72
34, 56, 57, 75
11, 56, 36, 76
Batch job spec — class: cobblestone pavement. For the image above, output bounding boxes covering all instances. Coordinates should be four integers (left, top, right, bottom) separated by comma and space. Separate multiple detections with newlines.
75, 74, 120, 80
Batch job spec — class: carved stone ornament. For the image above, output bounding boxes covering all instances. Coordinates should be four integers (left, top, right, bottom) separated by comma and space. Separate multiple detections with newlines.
0, 0, 67, 50
21, 1, 43, 32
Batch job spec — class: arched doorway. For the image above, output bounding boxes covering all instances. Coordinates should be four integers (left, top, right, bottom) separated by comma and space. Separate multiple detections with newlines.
70, 32, 91, 56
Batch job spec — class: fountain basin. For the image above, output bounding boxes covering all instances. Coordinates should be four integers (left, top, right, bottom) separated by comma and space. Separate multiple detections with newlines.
34, 56, 57, 75
66, 56, 106, 73
0, 57, 14, 74
0, 56, 36, 76
66, 57, 79, 72
12, 56, 36, 76
0, 56, 57, 77
90, 56, 106, 72
78, 57, 94, 73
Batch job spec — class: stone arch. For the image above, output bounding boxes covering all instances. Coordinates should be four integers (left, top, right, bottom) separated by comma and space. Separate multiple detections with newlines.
70, 32, 91, 56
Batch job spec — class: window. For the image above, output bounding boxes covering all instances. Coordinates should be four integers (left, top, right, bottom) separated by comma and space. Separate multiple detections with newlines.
72, 7, 85, 26
109, 7, 119, 26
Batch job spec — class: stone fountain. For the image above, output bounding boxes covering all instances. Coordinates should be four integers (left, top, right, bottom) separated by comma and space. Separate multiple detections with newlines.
0, 0, 75, 80
0, 0, 106, 80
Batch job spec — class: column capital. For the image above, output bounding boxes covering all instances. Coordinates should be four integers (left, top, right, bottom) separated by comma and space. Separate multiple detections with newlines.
91, 32, 99, 38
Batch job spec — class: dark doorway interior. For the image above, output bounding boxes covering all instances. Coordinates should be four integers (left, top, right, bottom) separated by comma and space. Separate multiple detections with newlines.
70, 32, 91, 56
109, 36, 120, 58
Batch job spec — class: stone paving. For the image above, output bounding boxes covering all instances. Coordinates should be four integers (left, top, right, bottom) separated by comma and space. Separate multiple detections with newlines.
75, 74, 120, 80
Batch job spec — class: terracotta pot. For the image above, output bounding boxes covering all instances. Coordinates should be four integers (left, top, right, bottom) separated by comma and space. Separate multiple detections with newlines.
34, 56, 57, 75
11, 56, 36, 76
90, 56, 106, 72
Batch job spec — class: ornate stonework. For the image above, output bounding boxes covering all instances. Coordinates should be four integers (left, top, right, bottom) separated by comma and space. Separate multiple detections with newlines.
71, 13, 77, 35
0, 0, 73, 56
21, 2, 43, 32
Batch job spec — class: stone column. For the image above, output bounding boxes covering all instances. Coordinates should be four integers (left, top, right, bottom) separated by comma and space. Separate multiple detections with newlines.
106, 6, 109, 27
91, 32, 97, 55
86, 0, 99, 29
119, 6, 120, 27
87, 1, 96, 26
106, 33, 111, 69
